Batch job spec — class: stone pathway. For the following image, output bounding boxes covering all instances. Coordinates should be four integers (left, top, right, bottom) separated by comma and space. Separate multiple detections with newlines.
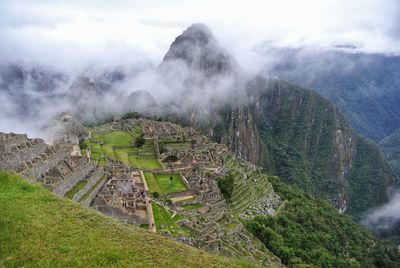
170, 195, 194, 203
140, 170, 156, 233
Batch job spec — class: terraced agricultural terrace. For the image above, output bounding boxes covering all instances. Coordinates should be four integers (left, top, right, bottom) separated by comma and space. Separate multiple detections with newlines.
83, 126, 161, 169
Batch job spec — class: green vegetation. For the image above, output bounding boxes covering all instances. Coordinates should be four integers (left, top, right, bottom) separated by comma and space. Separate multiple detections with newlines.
143, 172, 162, 194
100, 131, 132, 146
151, 202, 187, 235
134, 134, 146, 148
79, 139, 87, 150
122, 112, 140, 119
0, 171, 259, 268
217, 175, 234, 200
78, 176, 106, 202
144, 172, 187, 197
245, 175, 400, 267
210, 80, 396, 215
181, 203, 203, 210
128, 155, 161, 169
347, 136, 397, 214
88, 141, 106, 165
153, 173, 187, 194
380, 129, 400, 180
114, 148, 131, 163
64, 179, 88, 199
223, 156, 274, 215
84, 128, 161, 170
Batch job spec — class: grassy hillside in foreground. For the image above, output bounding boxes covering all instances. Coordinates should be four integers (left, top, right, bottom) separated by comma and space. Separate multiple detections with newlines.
0, 171, 260, 268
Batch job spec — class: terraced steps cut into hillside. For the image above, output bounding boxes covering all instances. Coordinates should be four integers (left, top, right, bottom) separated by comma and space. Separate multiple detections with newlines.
0, 132, 96, 198
222, 156, 275, 215
72, 166, 105, 202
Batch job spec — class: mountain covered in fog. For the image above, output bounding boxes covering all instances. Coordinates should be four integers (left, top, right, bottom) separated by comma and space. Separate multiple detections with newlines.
380, 129, 400, 182
160, 24, 398, 215
263, 47, 400, 143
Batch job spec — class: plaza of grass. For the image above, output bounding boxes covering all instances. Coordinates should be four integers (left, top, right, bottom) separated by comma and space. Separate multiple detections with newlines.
84, 128, 161, 169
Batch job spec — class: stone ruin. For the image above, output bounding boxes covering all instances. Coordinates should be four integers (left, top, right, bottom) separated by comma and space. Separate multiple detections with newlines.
158, 140, 227, 171
136, 120, 275, 263
142, 121, 188, 141
0, 132, 100, 198
94, 160, 152, 227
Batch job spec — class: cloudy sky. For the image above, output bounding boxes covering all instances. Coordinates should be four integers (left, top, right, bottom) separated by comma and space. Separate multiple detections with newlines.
0, 0, 399, 71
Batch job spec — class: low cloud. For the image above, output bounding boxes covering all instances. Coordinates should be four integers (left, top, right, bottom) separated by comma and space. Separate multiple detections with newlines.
0, 0, 399, 73
362, 191, 400, 231
0, 0, 399, 139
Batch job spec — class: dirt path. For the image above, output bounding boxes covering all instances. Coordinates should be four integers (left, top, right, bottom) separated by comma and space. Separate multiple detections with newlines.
146, 197, 156, 233
140, 170, 156, 233
170, 195, 194, 203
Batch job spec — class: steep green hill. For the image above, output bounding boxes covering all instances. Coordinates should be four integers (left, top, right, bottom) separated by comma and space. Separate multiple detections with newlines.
159, 24, 397, 215
206, 77, 396, 215
264, 48, 400, 142
0, 171, 259, 268
380, 129, 400, 179
213, 153, 400, 267
245, 175, 400, 267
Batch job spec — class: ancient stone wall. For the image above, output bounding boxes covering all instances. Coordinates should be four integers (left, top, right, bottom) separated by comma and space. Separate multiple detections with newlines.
53, 161, 95, 196
0, 133, 29, 152
21, 148, 71, 182
80, 176, 106, 207
96, 205, 147, 225
0, 140, 48, 170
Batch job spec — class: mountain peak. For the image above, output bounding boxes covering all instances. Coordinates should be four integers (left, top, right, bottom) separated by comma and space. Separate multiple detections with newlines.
177, 23, 215, 46
161, 23, 238, 76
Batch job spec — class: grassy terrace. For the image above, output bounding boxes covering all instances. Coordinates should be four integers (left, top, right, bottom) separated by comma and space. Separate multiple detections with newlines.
154, 174, 187, 193
143, 172, 162, 194
224, 156, 275, 215
79, 176, 107, 203
85, 129, 161, 170
144, 173, 187, 195
181, 203, 203, 210
151, 202, 188, 235
0, 171, 260, 268
128, 154, 161, 169
64, 179, 88, 199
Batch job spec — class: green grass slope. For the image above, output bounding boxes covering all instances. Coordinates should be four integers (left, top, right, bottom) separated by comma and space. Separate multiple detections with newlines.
251, 79, 396, 214
0, 171, 259, 268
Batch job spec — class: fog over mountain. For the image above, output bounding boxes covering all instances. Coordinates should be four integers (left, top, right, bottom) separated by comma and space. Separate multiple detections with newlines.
1, 0, 400, 137
262, 46, 400, 142
1, 0, 400, 69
